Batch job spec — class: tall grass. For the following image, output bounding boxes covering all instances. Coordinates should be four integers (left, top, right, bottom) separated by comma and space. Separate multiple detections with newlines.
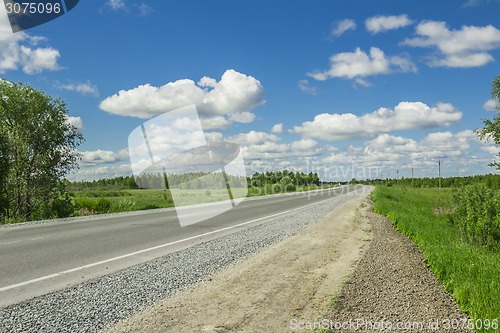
372, 186, 500, 332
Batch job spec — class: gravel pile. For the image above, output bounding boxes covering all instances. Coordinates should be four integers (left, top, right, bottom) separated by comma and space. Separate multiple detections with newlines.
327, 202, 475, 332
0, 190, 361, 333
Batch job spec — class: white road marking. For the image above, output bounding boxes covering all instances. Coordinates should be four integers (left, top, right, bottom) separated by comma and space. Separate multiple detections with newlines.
0, 240, 22, 246
0, 236, 46, 246
0, 196, 335, 293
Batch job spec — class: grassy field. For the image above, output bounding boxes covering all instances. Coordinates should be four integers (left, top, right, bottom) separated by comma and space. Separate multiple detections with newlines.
70, 184, 337, 215
371, 186, 500, 331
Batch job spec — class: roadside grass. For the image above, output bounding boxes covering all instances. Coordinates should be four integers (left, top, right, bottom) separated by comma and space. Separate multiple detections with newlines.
372, 186, 500, 332
70, 184, 338, 216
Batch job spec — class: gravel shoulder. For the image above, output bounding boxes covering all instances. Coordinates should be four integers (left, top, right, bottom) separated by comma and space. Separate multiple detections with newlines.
325, 200, 474, 333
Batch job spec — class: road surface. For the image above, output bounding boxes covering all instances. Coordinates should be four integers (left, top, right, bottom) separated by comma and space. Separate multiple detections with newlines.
0, 185, 357, 308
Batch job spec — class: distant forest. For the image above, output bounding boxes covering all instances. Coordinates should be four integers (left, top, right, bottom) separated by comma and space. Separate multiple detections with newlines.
67, 171, 500, 190
67, 170, 322, 191
359, 173, 500, 189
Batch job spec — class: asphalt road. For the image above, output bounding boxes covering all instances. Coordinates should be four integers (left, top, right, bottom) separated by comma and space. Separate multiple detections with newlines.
0, 185, 358, 308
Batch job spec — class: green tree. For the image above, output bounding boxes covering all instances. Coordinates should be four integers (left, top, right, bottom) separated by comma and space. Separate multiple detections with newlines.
0, 80, 84, 222
477, 75, 500, 169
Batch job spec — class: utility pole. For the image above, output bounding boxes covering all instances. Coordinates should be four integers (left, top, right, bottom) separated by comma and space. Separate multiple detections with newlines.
396, 170, 399, 185
438, 160, 441, 189
411, 167, 414, 187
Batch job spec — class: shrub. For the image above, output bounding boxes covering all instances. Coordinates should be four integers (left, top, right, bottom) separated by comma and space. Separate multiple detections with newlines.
449, 185, 500, 249
94, 198, 111, 213
74, 197, 112, 214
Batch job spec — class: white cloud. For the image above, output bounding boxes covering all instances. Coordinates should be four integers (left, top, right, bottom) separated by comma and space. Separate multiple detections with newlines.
298, 79, 318, 94
104, 0, 153, 16
292, 101, 462, 141
242, 139, 321, 160
227, 131, 280, 146
365, 14, 413, 34
200, 116, 230, 130
67, 116, 83, 129
99, 69, 265, 119
0, 11, 61, 74
481, 145, 500, 155
354, 78, 372, 87
204, 132, 224, 143
271, 123, 284, 134
229, 111, 256, 123
80, 150, 122, 165
107, 0, 126, 10
70, 163, 132, 182
420, 131, 471, 151
483, 99, 498, 111
403, 21, 500, 67
362, 131, 476, 164
330, 19, 357, 38
366, 134, 418, 151
308, 47, 416, 83
56, 81, 99, 96
290, 139, 317, 151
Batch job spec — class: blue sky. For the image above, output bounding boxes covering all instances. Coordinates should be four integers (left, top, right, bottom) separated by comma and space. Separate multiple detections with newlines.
1, 0, 500, 181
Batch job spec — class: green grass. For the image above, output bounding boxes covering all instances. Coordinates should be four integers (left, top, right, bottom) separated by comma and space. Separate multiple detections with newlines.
371, 186, 500, 332
70, 184, 338, 216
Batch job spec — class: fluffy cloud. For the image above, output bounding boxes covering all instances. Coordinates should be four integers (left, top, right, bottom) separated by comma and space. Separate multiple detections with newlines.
483, 99, 498, 111
70, 163, 132, 182
363, 130, 476, 163
0, 12, 61, 74
204, 132, 224, 143
80, 150, 122, 165
330, 19, 357, 38
227, 131, 280, 145
292, 101, 463, 141
308, 47, 416, 82
200, 116, 230, 130
366, 133, 418, 151
365, 14, 413, 34
318, 129, 491, 180
403, 21, 500, 67
271, 123, 284, 134
229, 111, 256, 123
55, 81, 99, 96
67, 116, 83, 129
242, 139, 320, 160
99, 69, 265, 120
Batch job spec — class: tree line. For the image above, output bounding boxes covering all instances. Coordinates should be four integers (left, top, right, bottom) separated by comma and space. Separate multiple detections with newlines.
68, 170, 321, 191
248, 170, 320, 188
357, 174, 500, 189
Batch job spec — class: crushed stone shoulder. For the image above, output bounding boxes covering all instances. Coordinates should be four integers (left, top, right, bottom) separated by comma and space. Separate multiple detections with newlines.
327, 201, 474, 332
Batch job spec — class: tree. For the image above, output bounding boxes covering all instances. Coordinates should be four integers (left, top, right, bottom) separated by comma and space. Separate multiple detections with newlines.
477, 75, 500, 169
0, 80, 84, 222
